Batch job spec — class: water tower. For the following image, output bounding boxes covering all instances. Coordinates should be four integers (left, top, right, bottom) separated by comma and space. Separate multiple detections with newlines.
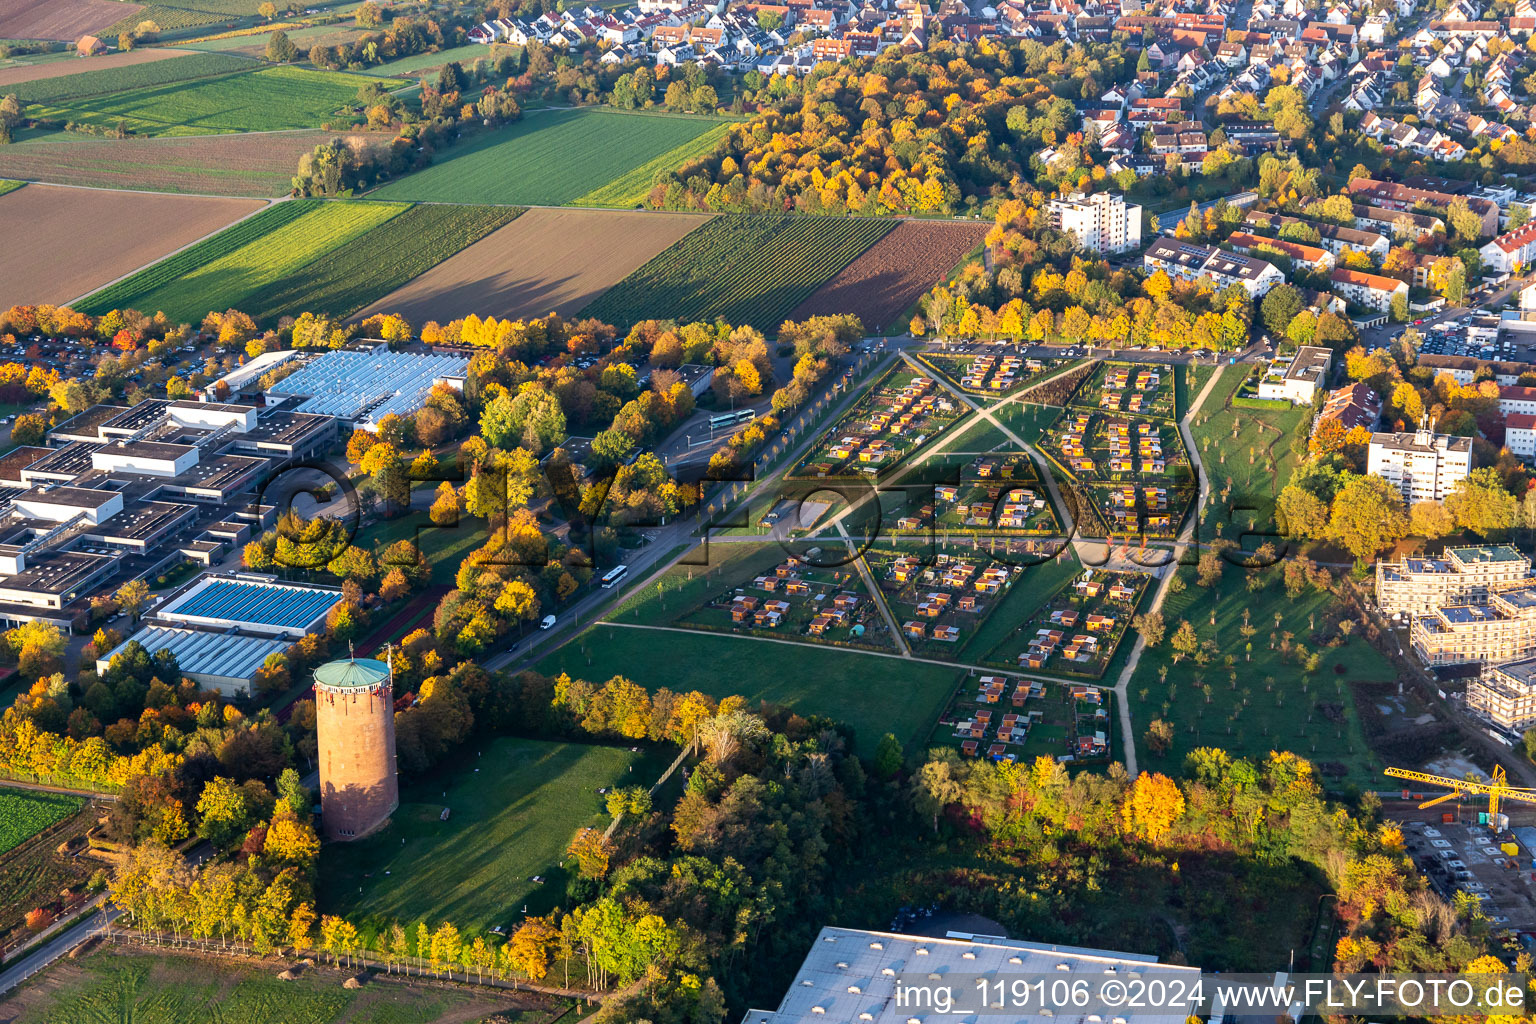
314, 654, 398, 841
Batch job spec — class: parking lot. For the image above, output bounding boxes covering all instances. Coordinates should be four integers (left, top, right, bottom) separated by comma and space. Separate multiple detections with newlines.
1400, 813, 1536, 934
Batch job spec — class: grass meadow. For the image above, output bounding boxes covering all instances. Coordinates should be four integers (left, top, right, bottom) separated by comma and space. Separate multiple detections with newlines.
320, 738, 661, 931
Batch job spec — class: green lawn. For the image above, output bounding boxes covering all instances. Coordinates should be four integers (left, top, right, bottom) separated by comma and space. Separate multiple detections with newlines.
0, 788, 84, 856
1128, 565, 1390, 788
29, 65, 361, 136
365, 42, 520, 76
959, 551, 1081, 658
1189, 364, 1309, 542
539, 623, 961, 754
994, 402, 1065, 443
14, 944, 566, 1023
370, 108, 727, 206
320, 738, 659, 932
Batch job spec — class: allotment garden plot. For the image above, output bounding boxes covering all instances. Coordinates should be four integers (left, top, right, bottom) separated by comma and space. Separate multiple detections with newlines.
940, 674, 1114, 765
864, 543, 1026, 654
664, 542, 895, 652
919, 350, 1064, 398
791, 367, 963, 479
1042, 362, 1196, 539
981, 567, 1149, 679
876, 451, 1062, 549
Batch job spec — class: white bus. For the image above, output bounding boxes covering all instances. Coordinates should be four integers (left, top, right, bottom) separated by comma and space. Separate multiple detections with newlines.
600, 565, 630, 589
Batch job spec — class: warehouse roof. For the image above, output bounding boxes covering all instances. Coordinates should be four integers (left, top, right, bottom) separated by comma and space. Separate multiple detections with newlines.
99, 626, 290, 681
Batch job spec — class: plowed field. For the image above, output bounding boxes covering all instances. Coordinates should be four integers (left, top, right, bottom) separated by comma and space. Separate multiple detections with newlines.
0, 184, 263, 308
0, 48, 189, 89
787, 220, 988, 332
0, 0, 140, 40
356, 207, 711, 324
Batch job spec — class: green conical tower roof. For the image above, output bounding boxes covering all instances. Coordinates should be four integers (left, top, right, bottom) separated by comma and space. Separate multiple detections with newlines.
315, 657, 390, 690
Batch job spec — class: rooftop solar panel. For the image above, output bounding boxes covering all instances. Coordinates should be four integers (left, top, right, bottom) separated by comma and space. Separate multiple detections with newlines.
162, 578, 339, 630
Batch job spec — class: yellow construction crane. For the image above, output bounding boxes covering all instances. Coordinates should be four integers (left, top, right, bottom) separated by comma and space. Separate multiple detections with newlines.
1385, 765, 1536, 821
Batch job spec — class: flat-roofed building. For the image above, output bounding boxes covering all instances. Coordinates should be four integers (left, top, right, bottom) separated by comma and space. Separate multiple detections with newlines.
1367, 426, 1472, 503
740, 926, 1201, 1024
1412, 581, 1536, 667
1468, 657, 1536, 736
13, 485, 124, 525
90, 439, 199, 479
154, 573, 342, 638
84, 500, 199, 553
97, 625, 291, 696
1257, 345, 1332, 404
1046, 191, 1143, 254
1376, 544, 1531, 616
0, 550, 118, 615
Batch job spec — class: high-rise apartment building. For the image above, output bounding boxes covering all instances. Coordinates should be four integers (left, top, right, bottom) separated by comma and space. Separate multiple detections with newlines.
1046, 191, 1143, 255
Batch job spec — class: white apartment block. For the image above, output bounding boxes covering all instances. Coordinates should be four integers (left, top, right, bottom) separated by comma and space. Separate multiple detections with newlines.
1257, 345, 1332, 404
1499, 384, 1536, 418
1413, 581, 1536, 667
1366, 427, 1472, 504
1508, 413, 1536, 460
1330, 267, 1409, 312
1046, 191, 1143, 255
1376, 544, 1533, 616
1480, 221, 1536, 275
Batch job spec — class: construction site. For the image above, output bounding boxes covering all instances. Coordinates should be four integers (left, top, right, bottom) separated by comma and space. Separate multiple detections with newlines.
1387, 766, 1536, 936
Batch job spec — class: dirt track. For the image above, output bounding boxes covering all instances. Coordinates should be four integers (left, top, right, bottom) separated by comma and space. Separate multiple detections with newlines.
356, 207, 712, 324
0, 0, 142, 41
0, 47, 189, 88
0, 184, 263, 309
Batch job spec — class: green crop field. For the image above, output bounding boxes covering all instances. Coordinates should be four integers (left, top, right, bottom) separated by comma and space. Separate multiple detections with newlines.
0, 180, 22, 198
5, 52, 255, 105
29, 65, 361, 136
244, 203, 522, 320
571, 121, 731, 208
369, 107, 727, 206
321, 738, 661, 932
538, 623, 960, 754
80, 200, 405, 321
0, 788, 84, 856
13, 945, 565, 1024
582, 214, 894, 330
365, 42, 519, 76
103, 5, 231, 37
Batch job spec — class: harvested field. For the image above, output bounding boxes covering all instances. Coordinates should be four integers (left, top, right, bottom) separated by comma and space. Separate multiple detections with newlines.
787, 220, 988, 330
0, 130, 381, 196
0, 184, 263, 309
0, 47, 190, 89
0, 0, 140, 40
356, 207, 710, 324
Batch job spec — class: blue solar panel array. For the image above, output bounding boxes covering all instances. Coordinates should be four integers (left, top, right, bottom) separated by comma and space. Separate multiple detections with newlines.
171, 579, 338, 629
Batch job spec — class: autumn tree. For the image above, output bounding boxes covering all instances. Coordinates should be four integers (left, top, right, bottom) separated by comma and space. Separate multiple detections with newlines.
1329, 474, 1409, 560
1124, 772, 1185, 843
567, 827, 614, 880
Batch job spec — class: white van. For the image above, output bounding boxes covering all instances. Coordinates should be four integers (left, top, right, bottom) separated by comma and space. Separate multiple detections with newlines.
540, 614, 557, 630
